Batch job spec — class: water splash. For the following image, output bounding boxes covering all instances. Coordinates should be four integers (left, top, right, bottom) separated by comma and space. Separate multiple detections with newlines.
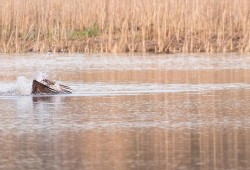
35, 71, 48, 82
0, 76, 32, 96
0, 71, 53, 96
0, 53, 53, 96
34, 52, 51, 81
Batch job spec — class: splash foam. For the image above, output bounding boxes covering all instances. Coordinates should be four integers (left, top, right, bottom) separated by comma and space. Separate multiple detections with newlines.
0, 76, 32, 96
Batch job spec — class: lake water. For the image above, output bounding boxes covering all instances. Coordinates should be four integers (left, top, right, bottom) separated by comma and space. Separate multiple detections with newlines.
0, 53, 249, 170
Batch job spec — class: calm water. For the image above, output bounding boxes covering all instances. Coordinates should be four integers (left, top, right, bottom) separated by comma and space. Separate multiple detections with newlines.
0, 53, 249, 170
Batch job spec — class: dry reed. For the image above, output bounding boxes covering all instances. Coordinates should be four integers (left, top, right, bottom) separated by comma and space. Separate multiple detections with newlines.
0, 0, 249, 53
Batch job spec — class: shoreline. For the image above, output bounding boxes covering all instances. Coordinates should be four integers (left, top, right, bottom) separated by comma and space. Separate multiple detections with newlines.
2, 36, 249, 54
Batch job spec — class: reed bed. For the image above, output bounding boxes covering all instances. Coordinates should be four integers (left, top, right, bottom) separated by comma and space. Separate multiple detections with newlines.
0, 0, 249, 53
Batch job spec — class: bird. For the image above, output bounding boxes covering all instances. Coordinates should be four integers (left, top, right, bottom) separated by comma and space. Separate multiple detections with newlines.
32, 79, 72, 94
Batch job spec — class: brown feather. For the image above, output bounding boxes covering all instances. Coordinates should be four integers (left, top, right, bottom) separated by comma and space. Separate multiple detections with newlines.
32, 79, 72, 94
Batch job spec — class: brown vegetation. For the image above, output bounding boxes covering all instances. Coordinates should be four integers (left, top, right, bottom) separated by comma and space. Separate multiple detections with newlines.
0, 0, 249, 53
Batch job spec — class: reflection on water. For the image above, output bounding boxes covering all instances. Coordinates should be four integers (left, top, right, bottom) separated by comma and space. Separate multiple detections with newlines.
0, 54, 249, 170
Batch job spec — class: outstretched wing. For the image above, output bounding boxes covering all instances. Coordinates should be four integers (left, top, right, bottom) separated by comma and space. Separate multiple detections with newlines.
43, 79, 72, 93
59, 84, 72, 93
32, 80, 60, 94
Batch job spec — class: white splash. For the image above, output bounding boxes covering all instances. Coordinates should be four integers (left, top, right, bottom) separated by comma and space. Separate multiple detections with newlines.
0, 76, 32, 96
15, 76, 33, 95
34, 52, 52, 81
0, 53, 55, 96
0, 70, 53, 96
36, 71, 48, 82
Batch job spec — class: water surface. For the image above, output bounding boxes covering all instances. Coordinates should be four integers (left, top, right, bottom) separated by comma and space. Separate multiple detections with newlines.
0, 53, 249, 170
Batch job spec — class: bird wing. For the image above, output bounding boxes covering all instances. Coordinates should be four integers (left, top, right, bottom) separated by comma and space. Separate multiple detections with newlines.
32, 80, 59, 94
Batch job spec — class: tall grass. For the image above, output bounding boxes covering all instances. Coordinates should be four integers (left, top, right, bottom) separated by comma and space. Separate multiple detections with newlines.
0, 0, 249, 53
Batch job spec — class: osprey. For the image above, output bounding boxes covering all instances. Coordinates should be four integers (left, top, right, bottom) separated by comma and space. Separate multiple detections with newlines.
32, 79, 72, 94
